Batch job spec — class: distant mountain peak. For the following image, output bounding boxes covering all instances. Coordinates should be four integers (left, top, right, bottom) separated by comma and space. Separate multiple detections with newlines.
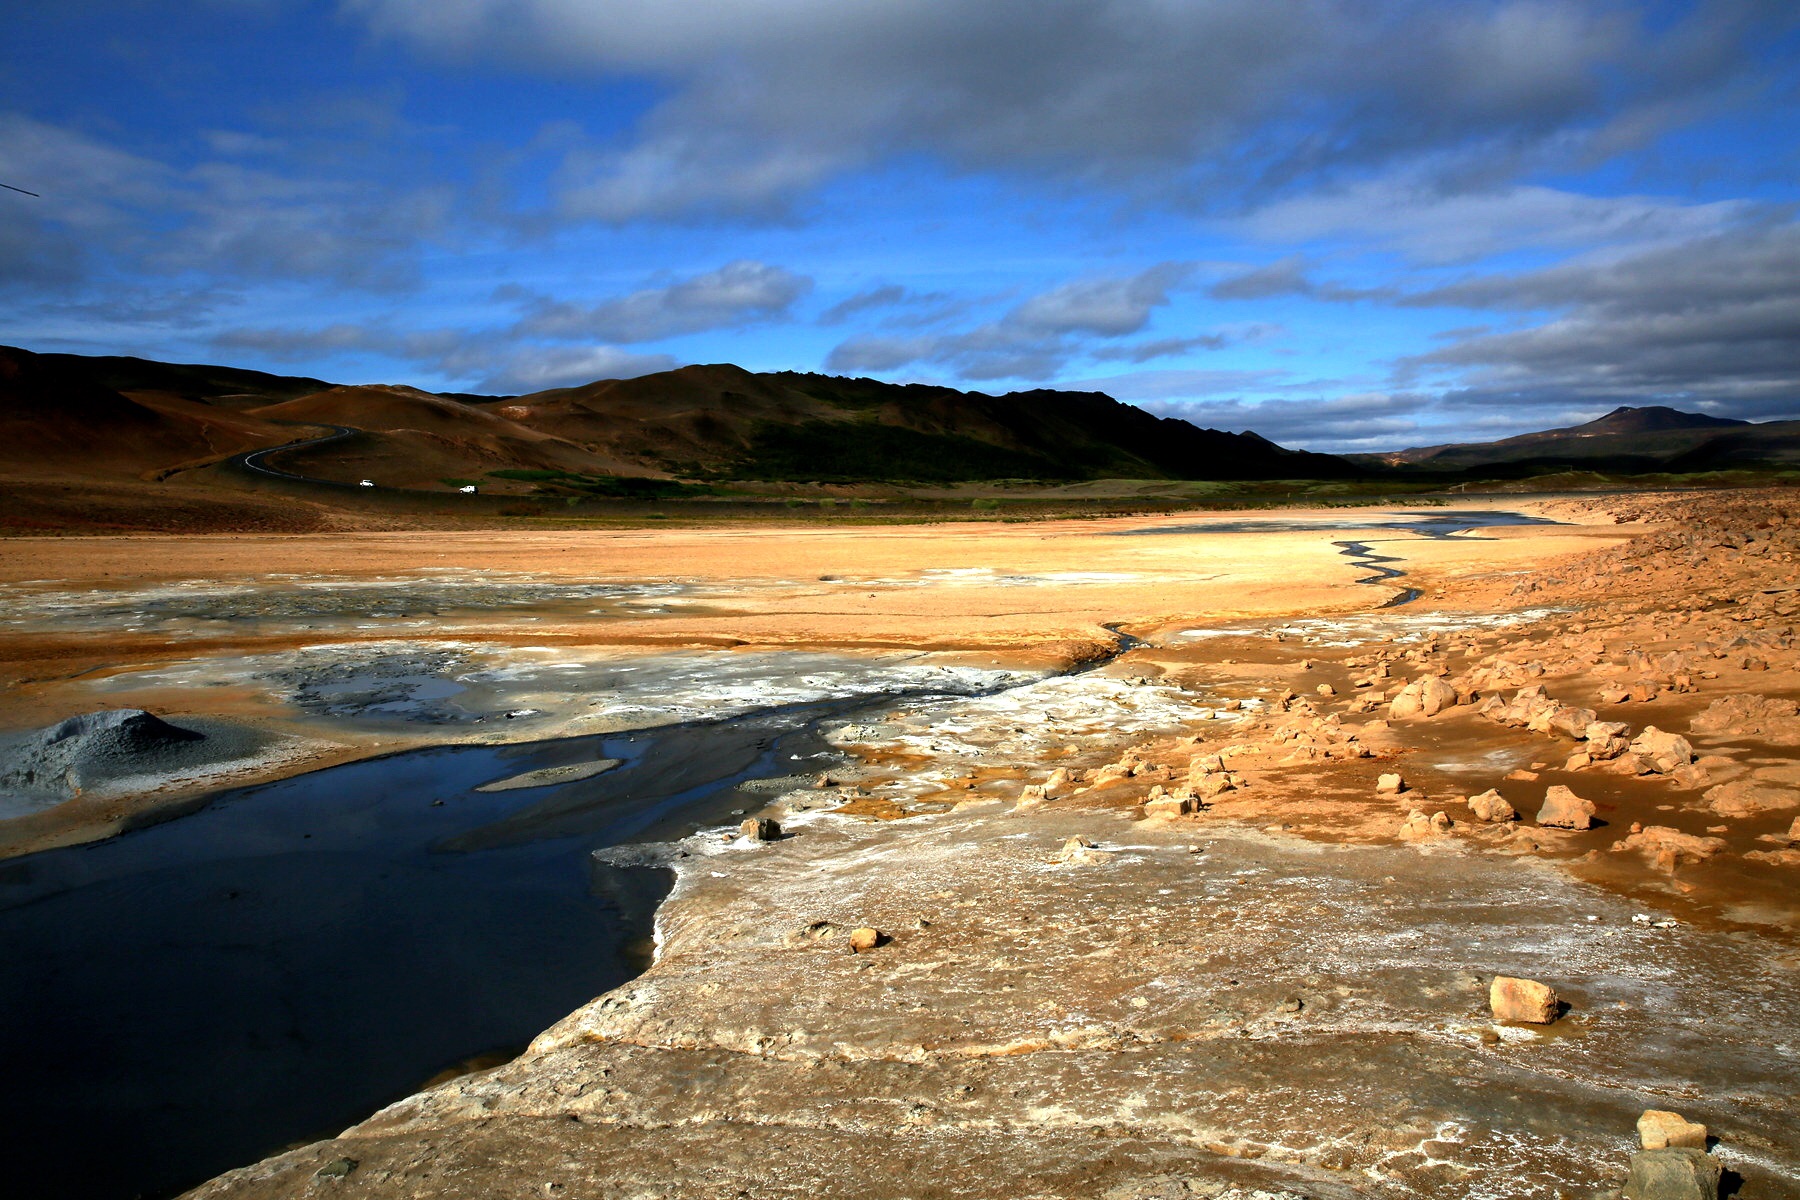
1576, 405, 1748, 434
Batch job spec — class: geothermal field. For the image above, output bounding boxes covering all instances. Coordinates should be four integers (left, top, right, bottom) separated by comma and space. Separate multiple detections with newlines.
9, 6, 1800, 1198
4, 489, 1798, 1199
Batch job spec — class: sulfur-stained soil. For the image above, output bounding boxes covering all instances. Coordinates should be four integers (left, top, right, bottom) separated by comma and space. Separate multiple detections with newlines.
0, 503, 1613, 857
6, 492, 1800, 1198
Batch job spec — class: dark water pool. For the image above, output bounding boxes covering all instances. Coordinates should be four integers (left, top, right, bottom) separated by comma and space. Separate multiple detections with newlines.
0, 698, 865, 1200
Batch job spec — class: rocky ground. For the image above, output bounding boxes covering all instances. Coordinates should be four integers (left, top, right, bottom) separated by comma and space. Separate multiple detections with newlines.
170, 490, 1800, 1200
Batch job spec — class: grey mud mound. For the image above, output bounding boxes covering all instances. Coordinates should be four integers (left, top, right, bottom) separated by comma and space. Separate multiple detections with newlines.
0, 708, 268, 817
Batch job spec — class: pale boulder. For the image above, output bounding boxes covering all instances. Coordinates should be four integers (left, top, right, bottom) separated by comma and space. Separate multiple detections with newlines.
1547, 705, 1598, 739
1630, 726, 1695, 774
1467, 788, 1516, 823
1143, 794, 1198, 819
1490, 975, 1560, 1023
1612, 826, 1726, 868
1418, 676, 1458, 716
1537, 785, 1597, 829
1638, 1110, 1708, 1150
740, 817, 782, 841
1704, 780, 1800, 818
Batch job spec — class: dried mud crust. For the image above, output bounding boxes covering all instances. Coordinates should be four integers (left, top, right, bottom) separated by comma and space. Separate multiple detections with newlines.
188, 490, 1800, 1200
0, 505, 1606, 858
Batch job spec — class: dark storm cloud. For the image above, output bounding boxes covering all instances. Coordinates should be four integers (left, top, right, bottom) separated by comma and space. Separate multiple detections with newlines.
349, 0, 1794, 220
1402, 218, 1800, 419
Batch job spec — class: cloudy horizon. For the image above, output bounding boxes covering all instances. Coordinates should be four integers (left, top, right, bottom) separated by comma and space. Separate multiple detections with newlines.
3, 1, 1797, 452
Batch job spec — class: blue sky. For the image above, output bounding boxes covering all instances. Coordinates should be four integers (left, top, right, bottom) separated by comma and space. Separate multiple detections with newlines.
3, 0, 1796, 451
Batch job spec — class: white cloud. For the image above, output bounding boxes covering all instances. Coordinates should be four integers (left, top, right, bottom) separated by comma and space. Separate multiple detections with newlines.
514, 260, 811, 342
1237, 179, 1751, 264
0, 114, 446, 291
469, 345, 678, 393
826, 263, 1196, 380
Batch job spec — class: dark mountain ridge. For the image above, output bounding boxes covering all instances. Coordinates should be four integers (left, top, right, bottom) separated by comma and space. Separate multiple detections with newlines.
1352, 404, 1796, 476
10, 345, 1795, 489
0, 348, 1355, 485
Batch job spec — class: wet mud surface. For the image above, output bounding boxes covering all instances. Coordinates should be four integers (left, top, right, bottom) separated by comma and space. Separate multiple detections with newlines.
0, 697, 909, 1200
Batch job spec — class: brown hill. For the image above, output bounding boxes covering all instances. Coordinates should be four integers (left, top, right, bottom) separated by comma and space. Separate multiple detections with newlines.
248, 385, 637, 489
3, 347, 1356, 492
498, 364, 844, 473
498, 364, 1355, 482
0, 346, 302, 481
29, 351, 331, 411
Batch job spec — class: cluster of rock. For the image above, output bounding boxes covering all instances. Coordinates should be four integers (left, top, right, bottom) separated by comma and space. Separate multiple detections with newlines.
1264, 710, 1374, 764
1515, 492, 1800, 607
1471, 685, 1703, 782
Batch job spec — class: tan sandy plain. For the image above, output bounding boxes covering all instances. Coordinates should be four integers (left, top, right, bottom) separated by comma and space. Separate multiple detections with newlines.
0, 505, 1626, 664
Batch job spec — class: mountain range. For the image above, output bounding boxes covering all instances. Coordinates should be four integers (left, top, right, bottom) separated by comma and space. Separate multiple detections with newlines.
1350, 405, 1800, 476
3, 344, 1796, 495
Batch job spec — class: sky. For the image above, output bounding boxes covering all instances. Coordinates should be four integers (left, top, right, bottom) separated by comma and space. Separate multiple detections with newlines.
2, 0, 1797, 452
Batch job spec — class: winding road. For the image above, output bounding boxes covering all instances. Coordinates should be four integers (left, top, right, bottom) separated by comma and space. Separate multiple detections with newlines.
230, 423, 363, 487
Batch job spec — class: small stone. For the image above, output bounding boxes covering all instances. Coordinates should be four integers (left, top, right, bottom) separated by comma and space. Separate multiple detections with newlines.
1376, 772, 1404, 794
315, 1158, 359, 1181
1477, 1028, 1501, 1045
1537, 785, 1597, 830
1622, 1147, 1721, 1200
848, 927, 885, 953
1638, 1110, 1709, 1150
740, 817, 782, 841
1490, 975, 1560, 1023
